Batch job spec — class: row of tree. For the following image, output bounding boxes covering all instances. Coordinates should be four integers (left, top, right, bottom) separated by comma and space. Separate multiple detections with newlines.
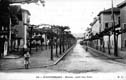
26, 24, 76, 60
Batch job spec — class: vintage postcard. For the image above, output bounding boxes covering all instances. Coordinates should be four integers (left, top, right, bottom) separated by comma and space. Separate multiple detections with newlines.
0, 0, 126, 80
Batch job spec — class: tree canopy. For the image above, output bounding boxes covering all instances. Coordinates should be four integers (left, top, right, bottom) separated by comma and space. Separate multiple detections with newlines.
8, 0, 45, 4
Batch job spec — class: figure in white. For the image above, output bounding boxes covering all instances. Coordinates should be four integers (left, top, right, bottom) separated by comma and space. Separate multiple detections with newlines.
24, 49, 30, 69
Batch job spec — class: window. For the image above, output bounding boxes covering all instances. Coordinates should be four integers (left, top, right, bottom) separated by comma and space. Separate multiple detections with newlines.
125, 40, 126, 47
99, 17, 101, 23
105, 23, 108, 29
124, 23, 126, 29
118, 17, 120, 25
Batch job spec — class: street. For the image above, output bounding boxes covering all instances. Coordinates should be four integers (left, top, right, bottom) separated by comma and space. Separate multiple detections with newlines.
47, 40, 126, 73
1, 0, 126, 80
1, 40, 126, 80
4, 40, 126, 73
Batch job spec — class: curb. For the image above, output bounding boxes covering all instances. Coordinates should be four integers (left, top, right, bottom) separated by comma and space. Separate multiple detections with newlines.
44, 44, 76, 67
88, 46, 123, 59
85, 46, 126, 64
2, 56, 22, 59
54, 44, 76, 65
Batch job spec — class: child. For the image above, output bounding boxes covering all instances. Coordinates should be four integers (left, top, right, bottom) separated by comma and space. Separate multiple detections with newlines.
24, 49, 30, 69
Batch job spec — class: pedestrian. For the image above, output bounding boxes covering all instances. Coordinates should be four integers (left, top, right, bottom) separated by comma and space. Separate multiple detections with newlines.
24, 48, 30, 69
86, 46, 88, 51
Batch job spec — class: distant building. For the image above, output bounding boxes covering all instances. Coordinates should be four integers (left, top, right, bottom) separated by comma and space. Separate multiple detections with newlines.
90, 17, 100, 35
90, 17, 100, 49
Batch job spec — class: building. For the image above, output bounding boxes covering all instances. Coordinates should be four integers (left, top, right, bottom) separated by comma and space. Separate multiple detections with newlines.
11, 5, 31, 50
117, 0, 126, 49
97, 8, 121, 49
90, 17, 100, 35
90, 17, 100, 49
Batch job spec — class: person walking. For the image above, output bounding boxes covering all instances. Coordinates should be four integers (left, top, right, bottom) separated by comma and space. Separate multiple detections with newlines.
85, 42, 88, 51
86, 46, 88, 51
24, 49, 30, 69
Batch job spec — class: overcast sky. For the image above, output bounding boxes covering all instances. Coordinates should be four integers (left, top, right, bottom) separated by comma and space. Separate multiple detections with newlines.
21, 0, 124, 37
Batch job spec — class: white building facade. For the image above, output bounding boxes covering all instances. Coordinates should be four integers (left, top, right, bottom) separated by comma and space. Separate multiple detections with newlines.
118, 1, 126, 49
90, 17, 100, 49
98, 8, 121, 49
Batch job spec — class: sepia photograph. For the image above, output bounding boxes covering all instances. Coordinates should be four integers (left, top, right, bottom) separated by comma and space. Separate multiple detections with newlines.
0, 0, 126, 80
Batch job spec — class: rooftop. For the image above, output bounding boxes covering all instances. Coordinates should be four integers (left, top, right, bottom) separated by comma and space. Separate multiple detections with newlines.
10, 5, 31, 15
98, 7, 120, 16
21, 9, 31, 15
90, 17, 98, 26
117, 0, 126, 8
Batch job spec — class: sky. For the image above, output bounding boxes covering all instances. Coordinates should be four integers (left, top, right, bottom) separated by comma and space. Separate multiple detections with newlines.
21, 0, 124, 37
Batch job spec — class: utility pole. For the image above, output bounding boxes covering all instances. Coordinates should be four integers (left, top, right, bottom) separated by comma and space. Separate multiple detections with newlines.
112, 0, 118, 56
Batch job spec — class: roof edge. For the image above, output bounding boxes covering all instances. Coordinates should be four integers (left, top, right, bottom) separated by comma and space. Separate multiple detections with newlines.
21, 9, 31, 15
97, 7, 120, 16
117, 0, 126, 8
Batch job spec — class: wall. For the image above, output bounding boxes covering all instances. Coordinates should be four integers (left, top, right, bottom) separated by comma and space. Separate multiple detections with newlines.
120, 6, 126, 48
14, 10, 30, 48
110, 34, 121, 49
92, 19, 100, 35
100, 12, 121, 48
14, 21, 24, 38
100, 13, 119, 31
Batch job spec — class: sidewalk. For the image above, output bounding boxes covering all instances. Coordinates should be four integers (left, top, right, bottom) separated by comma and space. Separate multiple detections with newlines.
83, 45, 126, 64
104, 48, 126, 58
0, 45, 75, 71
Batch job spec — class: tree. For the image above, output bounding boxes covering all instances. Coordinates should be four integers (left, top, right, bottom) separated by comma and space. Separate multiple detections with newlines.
59, 26, 69, 53
8, 0, 45, 6
0, 0, 10, 57
9, 0, 43, 4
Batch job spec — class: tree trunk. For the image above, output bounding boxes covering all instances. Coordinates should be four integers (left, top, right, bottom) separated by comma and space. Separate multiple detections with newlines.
103, 38, 105, 52
108, 35, 111, 55
114, 34, 118, 57
55, 39, 58, 57
50, 38, 53, 60
59, 38, 62, 55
